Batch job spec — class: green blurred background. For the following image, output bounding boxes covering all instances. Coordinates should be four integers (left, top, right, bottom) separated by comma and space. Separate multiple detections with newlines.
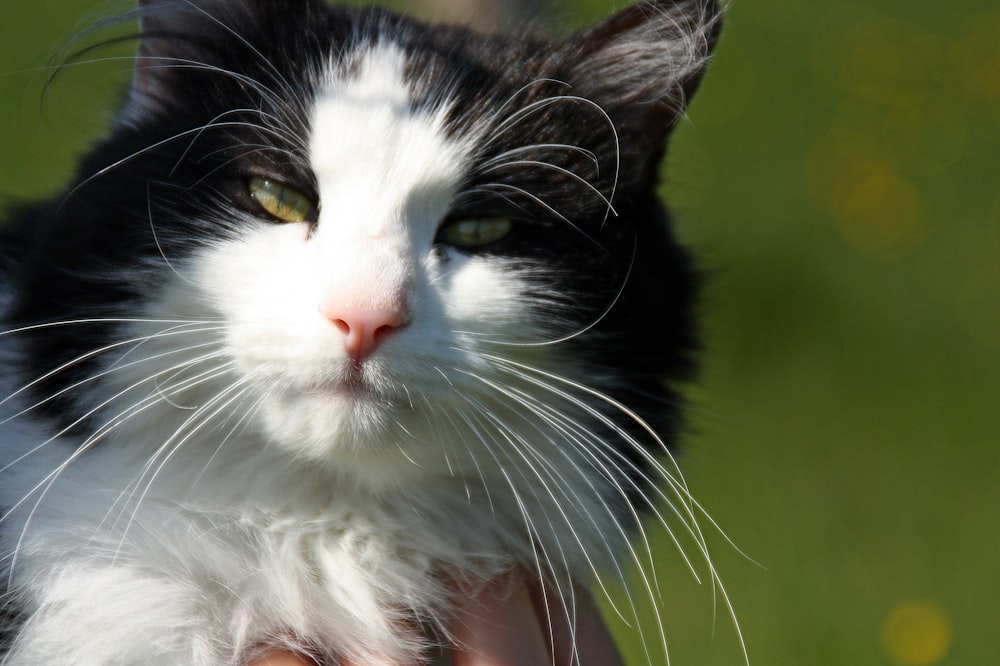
1, 1, 997, 664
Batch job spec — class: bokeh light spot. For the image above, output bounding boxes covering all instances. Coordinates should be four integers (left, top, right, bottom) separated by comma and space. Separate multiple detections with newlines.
804, 130, 927, 259
805, 130, 925, 258
881, 600, 953, 666
832, 160, 923, 256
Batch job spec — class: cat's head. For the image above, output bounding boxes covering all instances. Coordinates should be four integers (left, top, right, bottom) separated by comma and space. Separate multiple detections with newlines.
7, 0, 718, 482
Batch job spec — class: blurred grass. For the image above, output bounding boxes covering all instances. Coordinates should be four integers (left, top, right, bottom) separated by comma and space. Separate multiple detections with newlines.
2, 1, 998, 664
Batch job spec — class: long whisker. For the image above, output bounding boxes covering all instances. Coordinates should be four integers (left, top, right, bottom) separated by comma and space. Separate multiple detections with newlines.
457, 183, 606, 252
176, 0, 300, 106
478, 94, 621, 227
136, 60, 298, 127
478, 143, 599, 172
473, 351, 750, 663
0, 318, 223, 338
479, 160, 617, 216
111, 375, 255, 560
455, 378, 666, 659
192, 389, 269, 488
167, 106, 301, 178
456, 234, 636, 349
480, 95, 573, 150
60, 114, 300, 211
491, 357, 706, 551
488, 376, 675, 659
3, 354, 234, 582
448, 397, 574, 623
0, 350, 232, 486
457, 391, 624, 610
0, 322, 225, 423
474, 78, 571, 146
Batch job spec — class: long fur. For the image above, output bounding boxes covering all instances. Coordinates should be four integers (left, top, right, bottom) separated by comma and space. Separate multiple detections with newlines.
0, 1, 728, 663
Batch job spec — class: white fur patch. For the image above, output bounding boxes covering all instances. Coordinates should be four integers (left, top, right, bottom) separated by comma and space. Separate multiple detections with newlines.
309, 46, 466, 313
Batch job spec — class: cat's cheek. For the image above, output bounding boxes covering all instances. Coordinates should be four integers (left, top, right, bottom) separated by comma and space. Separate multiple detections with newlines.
197, 223, 312, 304
196, 225, 328, 345
440, 258, 538, 343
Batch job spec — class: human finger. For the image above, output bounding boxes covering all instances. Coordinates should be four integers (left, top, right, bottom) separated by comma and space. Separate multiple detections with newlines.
247, 649, 317, 666
449, 574, 550, 666
530, 582, 625, 666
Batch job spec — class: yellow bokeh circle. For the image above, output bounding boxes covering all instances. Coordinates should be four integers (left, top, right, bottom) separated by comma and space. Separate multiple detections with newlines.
881, 600, 953, 666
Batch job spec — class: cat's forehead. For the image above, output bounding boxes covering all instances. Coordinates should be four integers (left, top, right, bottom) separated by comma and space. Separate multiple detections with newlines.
308, 44, 469, 234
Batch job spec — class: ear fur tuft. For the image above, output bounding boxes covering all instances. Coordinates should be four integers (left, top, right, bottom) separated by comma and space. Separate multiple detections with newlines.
561, 0, 721, 144
129, 0, 233, 119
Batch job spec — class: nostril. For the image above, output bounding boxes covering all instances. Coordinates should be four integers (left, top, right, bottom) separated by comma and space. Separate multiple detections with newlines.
373, 323, 396, 343
321, 306, 409, 364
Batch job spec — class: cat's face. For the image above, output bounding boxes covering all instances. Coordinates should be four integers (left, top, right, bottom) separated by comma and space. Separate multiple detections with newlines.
8, 0, 716, 482
197, 45, 491, 455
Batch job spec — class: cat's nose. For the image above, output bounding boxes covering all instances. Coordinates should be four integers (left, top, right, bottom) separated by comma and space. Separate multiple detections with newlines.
324, 305, 408, 364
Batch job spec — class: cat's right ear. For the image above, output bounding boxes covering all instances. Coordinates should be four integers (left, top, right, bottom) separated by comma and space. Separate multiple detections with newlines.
129, 0, 222, 117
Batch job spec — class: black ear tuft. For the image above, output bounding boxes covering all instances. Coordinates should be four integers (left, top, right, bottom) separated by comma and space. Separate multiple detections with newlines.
130, 0, 251, 118
131, 0, 211, 116
560, 0, 721, 163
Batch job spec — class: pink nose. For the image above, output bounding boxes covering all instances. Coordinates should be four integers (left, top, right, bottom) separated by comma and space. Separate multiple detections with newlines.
325, 306, 407, 364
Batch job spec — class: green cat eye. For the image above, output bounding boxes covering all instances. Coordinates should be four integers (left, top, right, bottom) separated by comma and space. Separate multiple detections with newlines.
437, 217, 513, 248
248, 177, 316, 224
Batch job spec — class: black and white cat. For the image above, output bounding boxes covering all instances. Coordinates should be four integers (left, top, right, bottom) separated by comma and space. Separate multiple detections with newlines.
0, 0, 723, 663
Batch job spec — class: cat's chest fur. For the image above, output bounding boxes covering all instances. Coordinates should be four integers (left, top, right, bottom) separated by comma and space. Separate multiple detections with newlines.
0, 0, 720, 663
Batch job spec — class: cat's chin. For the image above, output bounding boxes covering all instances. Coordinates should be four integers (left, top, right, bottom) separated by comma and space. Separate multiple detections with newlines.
257, 375, 413, 462
303, 371, 386, 402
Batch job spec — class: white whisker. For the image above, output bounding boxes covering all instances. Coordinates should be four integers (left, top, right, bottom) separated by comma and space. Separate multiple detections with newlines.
0, 323, 225, 432
454, 377, 666, 659
60, 114, 300, 210
111, 375, 255, 560
479, 143, 599, 173
471, 351, 750, 663
477, 93, 621, 227
479, 159, 617, 216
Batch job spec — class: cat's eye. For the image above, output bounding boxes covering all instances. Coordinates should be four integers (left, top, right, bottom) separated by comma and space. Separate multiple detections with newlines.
248, 177, 317, 224
437, 217, 513, 248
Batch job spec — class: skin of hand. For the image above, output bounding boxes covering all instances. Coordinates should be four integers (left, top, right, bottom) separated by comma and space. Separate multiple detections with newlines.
250, 653, 317, 666
248, 573, 625, 666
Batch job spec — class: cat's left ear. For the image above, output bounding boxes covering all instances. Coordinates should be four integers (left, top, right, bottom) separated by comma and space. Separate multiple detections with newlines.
560, 0, 721, 163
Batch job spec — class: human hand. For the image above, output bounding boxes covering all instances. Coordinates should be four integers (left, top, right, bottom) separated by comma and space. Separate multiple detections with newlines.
447, 573, 624, 666
249, 572, 624, 665
250, 652, 316, 666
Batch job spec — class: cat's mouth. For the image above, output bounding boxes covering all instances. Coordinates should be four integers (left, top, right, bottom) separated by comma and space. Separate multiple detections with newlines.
299, 365, 396, 404
333, 369, 377, 399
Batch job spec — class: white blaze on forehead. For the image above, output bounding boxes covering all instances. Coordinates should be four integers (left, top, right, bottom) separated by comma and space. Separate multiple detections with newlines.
310, 46, 466, 239
308, 45, 467, 311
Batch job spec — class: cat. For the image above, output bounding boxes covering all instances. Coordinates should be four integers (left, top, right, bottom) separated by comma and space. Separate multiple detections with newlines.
0, 0, 722, 663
